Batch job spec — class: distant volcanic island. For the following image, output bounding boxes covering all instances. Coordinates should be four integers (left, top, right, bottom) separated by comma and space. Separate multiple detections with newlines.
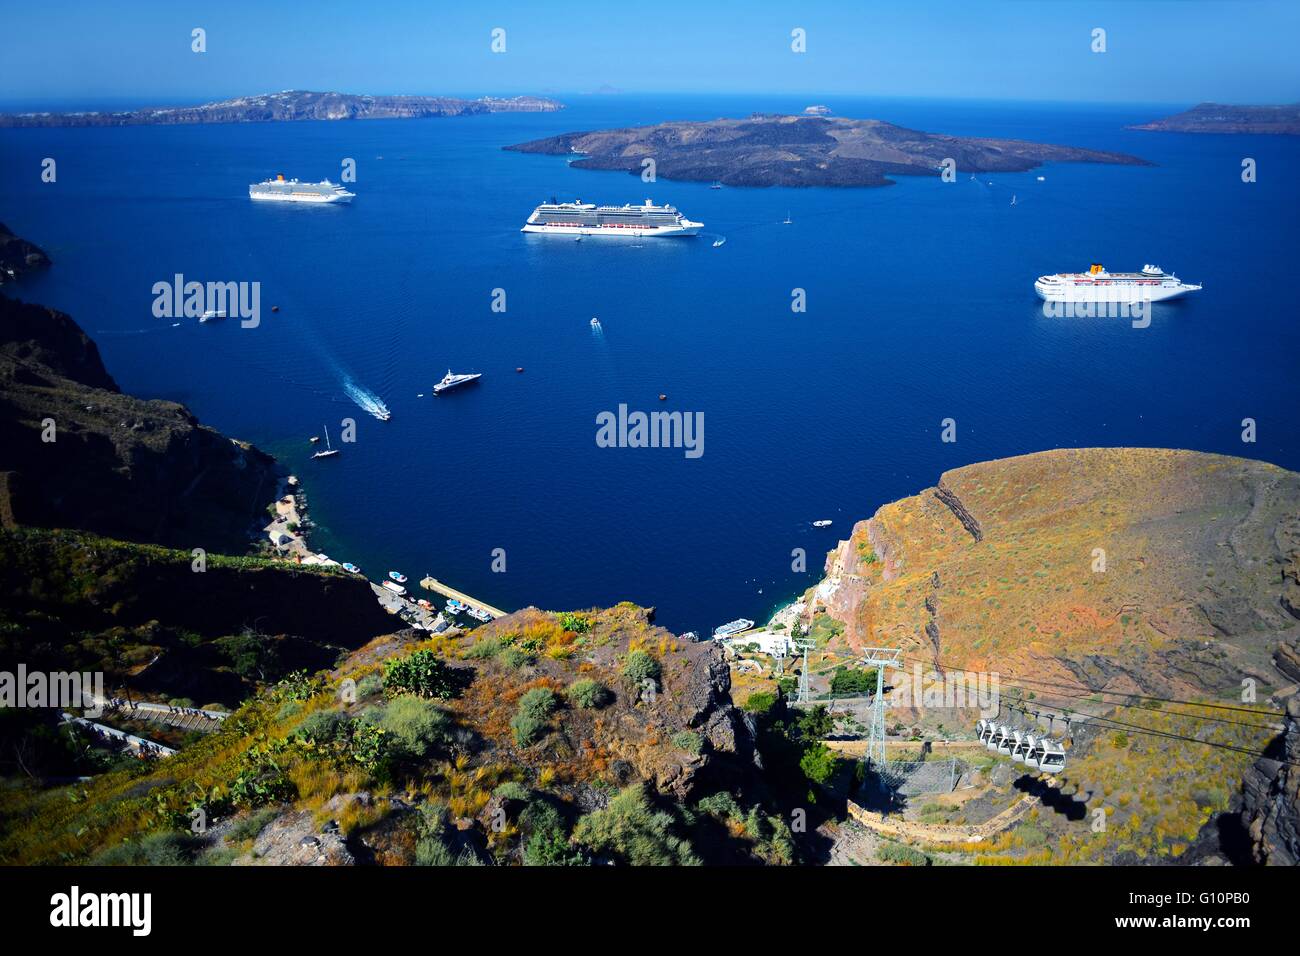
1129, 102, 1300, 135
0, 90, 564, 128
505, 113, 1151, 187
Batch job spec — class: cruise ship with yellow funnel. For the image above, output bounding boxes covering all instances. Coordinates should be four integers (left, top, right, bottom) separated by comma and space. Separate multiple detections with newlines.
1035, 263, 1201, 304
249, 174, 355, 204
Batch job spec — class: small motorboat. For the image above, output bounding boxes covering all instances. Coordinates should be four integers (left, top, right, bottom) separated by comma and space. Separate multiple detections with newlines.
658, 393, 667, 401
1010, 195, 1017, 206
342, 562, 361, 574
783, 212, 792, 225
445, 599, 466, 614
713, 237, 726, 247
813, 519, 833, 528
590, 317, 601, 329
515, 367, 524, 373
200, 310, 227, 323
710, 181, 723, 189
388, 571, 408, 584
417, 599, 434, 610
309, 436, 320, 444
574, 235, 584, 242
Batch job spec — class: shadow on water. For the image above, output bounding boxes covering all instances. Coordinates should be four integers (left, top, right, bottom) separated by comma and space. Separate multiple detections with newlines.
1013, 774, 1089, 821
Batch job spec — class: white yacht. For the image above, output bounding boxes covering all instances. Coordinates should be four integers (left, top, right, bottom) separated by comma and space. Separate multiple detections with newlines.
311, 424, 339, 459
433, 370, 481, 395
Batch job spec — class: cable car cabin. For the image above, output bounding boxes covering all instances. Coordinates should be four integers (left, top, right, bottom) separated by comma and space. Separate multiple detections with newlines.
1011, 731, 1031, 764
982, 720, 1001, 750
1038, 739, 1066, 774
976, 719, 995, 746
1023, 735, 1042, 770
1024, 735, 1043, 770
994, 725, 1015, 755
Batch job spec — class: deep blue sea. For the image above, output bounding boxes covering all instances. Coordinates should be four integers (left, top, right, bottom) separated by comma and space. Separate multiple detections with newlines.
2, 95, 1298, 633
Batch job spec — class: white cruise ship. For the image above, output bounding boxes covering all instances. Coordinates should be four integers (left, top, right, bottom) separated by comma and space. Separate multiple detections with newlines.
522, 198, 703, 237
249, 174, 354, 204
1034, 264, 1201, 303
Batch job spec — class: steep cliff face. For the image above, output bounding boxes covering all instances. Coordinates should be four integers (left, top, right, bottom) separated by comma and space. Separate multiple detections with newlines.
1239, 696, 1300, 865
810, 448, 1300, 702
0, 294, 280, 552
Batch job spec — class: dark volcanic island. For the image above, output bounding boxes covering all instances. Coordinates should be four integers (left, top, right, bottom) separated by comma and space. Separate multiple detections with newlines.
505, 114, 1151, 187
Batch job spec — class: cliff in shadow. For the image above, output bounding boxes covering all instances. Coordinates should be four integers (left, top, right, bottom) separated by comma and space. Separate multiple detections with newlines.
0, 294, 280, 553
0, 222, 51, 285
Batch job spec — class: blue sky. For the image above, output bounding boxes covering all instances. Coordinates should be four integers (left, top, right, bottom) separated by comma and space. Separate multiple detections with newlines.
1, 0, 1296, 105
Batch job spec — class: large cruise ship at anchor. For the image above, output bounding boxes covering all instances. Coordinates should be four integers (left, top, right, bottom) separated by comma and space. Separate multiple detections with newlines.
249, 174, 355, 204
1034, 264, 1202, 303
521, 198, 703, 237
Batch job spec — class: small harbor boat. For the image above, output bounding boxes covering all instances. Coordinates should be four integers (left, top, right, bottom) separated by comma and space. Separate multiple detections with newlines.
782, 212, 792, 225
200, 310, 226, 323
710, 181, 723, 189
311, 425, 339, 459
590, 317, 601, 329
342, 563, 361, 574
417, 599, 434, 611
309, 436, 320, 444
433, 370, 482, 395
382, 580, 407, 596
388, 571, 408, 584
445, 599, 466, 614
813, 519, 833, 528
712, 237, 726, 247
1010, 194, 1017, 206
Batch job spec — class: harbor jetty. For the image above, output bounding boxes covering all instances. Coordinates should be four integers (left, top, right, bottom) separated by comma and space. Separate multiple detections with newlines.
419, 576, 508, 619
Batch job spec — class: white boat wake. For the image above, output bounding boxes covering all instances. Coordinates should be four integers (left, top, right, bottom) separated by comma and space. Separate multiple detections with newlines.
342, 377, 390, 421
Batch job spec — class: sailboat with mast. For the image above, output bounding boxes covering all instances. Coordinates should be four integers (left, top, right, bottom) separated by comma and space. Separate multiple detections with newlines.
312, 424, 340, 459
